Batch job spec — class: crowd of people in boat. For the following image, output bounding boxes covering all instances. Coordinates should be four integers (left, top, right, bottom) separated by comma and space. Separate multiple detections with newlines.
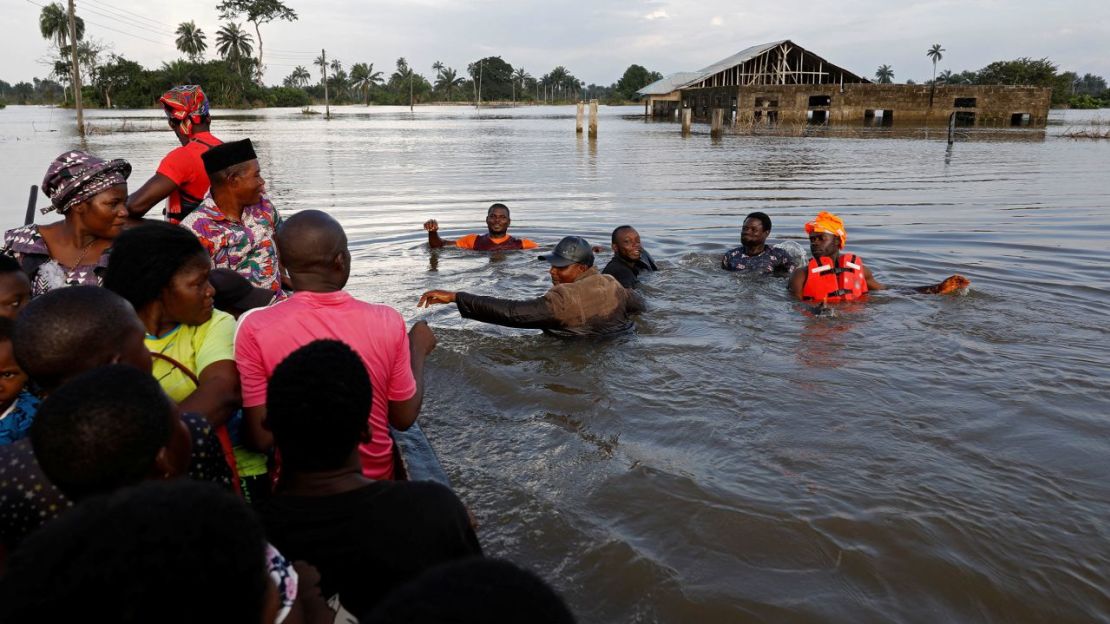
0, 84, 969, 622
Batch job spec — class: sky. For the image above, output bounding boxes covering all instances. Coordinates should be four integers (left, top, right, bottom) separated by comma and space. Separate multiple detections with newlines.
3, 0, 1109, 87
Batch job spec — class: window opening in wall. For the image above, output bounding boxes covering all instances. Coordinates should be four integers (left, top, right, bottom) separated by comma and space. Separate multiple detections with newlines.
808, 95, 831, 107
1010, 112, 1031, 127
881, 110, 894, 127
954, 97, 977, 108
807, 110, 828, 125
954, 111, 976, 127
755, 97, 779, 107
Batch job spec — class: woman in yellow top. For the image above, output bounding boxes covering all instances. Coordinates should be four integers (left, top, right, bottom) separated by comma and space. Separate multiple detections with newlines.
103, 222, 260, 496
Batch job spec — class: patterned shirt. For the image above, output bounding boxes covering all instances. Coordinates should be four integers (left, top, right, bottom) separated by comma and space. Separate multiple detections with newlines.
0, 391, 42, 446
722, 245, 797, 274
179, 194, 283, 293
0, 412, 233, 552
1, 225, 109, 298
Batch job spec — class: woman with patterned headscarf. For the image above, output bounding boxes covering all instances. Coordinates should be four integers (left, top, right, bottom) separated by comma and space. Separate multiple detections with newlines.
127, 85, 224, 224
1, 151, 131, 297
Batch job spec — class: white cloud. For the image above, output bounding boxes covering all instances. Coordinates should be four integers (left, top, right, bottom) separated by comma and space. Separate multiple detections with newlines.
645, 9, 669, 20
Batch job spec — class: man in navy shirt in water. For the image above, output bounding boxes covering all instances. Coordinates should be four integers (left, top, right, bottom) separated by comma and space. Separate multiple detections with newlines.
721, 211, 796, 274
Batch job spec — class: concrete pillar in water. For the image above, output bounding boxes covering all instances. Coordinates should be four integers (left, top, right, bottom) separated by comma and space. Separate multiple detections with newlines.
681, 108, 692, 135
589, 100, 599, 138
576, 102, 584, 134
711, 108, 724, 137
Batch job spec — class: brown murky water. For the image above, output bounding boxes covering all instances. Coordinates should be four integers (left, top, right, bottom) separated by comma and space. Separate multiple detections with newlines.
2, 104, 1108, 623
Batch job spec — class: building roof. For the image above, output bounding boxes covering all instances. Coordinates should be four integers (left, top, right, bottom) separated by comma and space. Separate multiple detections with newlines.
640, 40, 868, 95
685, 40, 789, 85
637, 72, 703, 96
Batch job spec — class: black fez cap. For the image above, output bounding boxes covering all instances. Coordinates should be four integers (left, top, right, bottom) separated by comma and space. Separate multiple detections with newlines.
201, 138, 257, 175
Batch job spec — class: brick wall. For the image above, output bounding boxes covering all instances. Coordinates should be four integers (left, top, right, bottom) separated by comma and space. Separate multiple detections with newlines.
683, 84, 1052, 127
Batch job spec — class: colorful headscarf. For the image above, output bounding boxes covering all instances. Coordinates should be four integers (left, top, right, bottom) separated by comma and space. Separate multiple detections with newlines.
159, 85, 210, 136
41, 150, 132, 215
804, 211, 847, 248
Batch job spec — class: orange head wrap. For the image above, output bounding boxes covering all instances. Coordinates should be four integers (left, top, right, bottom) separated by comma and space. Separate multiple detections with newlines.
804, 211, 847, 249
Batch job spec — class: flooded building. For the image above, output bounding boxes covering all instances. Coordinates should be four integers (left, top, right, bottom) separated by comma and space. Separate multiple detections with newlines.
639, 40, 1052, 128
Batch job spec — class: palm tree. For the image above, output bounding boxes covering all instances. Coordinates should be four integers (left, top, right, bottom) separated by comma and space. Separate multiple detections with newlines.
432, 60, 444, 74
513, 67, 530, 91
289, 65, 310, 87
937, 69, 953, 84
874, 64, 894, 84
39, 2, 83, 51
926, 43, 944, 105
435, 67, 464, 101
350, 62, 383, 105
40, 2, 84, 103
175, 21, 207, 63
216, 22, 253, 75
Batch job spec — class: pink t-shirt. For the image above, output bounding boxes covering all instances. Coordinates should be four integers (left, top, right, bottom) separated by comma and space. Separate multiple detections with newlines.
234, 290, 416, 479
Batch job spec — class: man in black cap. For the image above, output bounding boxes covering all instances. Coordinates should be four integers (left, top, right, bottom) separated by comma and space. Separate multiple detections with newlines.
418, 236, 644, 337
179, 138, 285, 295
602, 225, 658, 288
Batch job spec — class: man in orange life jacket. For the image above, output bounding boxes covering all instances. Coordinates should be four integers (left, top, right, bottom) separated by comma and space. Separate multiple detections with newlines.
788, 211, 969, 303
423, 203, 539, 251
126, 85, 223, 224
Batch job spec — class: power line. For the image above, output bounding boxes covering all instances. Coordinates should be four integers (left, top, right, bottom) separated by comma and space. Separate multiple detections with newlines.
83, 0, 175, 30
77, 4, 176, 37
26, 0, 177, 48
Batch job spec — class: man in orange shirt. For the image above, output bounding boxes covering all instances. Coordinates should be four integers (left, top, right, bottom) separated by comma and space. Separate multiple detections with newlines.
126, 85, 223, 224
423, 203, 538, 251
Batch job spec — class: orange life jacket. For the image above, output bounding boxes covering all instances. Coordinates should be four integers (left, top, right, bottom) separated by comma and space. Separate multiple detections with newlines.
802, 254, 868, 303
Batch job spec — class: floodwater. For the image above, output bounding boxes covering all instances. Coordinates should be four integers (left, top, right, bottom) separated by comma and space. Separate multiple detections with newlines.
1, 104, 1108, 623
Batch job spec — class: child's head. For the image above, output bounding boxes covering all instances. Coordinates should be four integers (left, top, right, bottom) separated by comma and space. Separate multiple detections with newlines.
0, 317, 28, 407
0, 256, 31, 320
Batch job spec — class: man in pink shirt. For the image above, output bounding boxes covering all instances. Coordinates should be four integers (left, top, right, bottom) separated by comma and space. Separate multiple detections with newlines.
235, 210, 436, 480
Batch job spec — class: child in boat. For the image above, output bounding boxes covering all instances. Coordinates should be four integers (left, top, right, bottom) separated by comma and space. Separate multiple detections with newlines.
0, 256, 31, 320
0, 318, 33, 445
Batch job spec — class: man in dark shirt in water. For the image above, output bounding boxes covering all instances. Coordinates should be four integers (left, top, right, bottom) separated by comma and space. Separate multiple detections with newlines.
423, 203, 539, 251
419, 236, 643, 337
721, 211, 796, 274
602, 225, 658, 288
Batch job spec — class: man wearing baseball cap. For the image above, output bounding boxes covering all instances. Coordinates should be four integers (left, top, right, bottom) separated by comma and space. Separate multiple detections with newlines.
418, 236, 644, 337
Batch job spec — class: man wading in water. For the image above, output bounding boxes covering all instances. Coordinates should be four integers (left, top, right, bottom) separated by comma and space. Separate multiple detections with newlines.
419, 236, 643, 337
788, 211, 969, 304
423, 203, 539, 251
721, 211, 796, 274
602, 225, 658, 288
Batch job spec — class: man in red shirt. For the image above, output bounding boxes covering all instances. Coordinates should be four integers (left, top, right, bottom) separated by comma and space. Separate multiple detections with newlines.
126, 85, 223, 224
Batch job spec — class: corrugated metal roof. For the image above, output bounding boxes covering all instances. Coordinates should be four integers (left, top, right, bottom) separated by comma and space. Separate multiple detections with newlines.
637, 71, 703, 96
686, 40, 788, 85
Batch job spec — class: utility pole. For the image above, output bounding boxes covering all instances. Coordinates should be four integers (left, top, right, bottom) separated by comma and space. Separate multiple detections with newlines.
67, 0, 84, 136
409, 70, 413, 112
321, 49, 330, 120
475, 60, 483, 110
